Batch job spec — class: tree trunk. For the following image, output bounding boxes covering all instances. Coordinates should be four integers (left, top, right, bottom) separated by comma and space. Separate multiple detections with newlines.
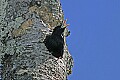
0, 0, 73, 80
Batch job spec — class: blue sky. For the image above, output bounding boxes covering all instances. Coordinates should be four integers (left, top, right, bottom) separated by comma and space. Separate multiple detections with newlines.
61, 0, 120, 80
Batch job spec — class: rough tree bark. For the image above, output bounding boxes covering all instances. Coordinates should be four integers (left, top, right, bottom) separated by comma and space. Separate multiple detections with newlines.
0, 0, 73, 80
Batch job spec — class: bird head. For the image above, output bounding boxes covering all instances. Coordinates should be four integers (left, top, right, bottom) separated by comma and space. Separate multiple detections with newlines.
52, 19, 69, 36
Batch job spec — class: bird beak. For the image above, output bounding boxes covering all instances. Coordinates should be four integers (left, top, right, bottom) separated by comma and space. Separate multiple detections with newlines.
61, 19, 70, 28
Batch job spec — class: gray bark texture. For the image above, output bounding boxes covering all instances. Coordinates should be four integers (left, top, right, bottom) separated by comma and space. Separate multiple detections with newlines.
0, 0, 73, 80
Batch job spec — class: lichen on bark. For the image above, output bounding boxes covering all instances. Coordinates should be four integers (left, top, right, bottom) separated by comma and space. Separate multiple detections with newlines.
0, 0, 73, 80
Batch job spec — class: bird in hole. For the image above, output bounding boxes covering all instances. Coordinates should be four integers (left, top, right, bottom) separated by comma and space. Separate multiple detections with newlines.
44, 19, 69, 59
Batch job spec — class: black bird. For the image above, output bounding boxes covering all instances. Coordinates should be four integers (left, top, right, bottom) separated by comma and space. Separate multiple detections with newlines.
44, 20, 69, 58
